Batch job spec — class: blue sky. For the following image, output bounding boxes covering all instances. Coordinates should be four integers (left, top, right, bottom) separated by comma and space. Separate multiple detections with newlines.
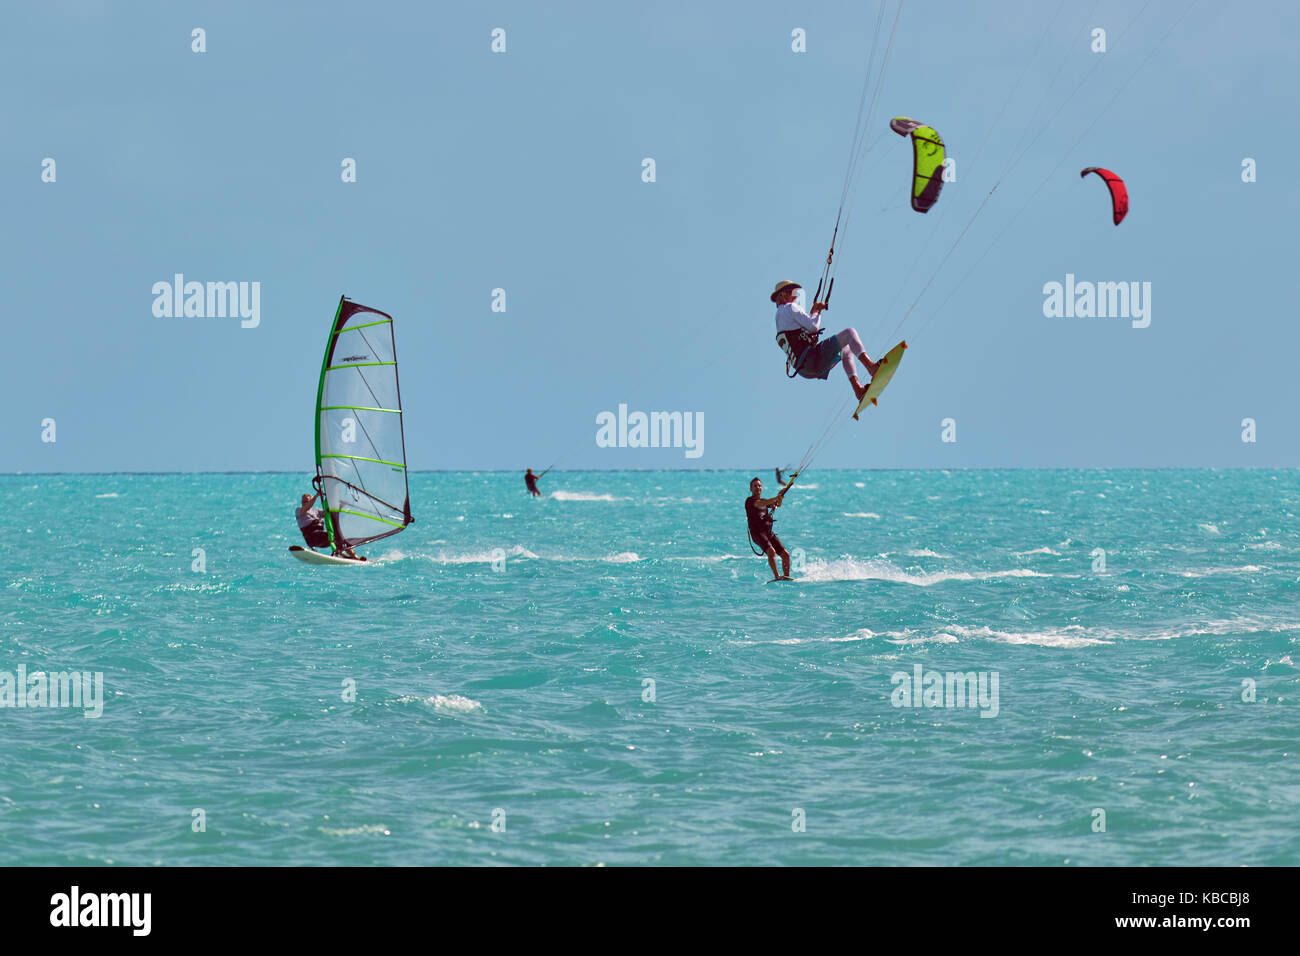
4, 0, 1297, 472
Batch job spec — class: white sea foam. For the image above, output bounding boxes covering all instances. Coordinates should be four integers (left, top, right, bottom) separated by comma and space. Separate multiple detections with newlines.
880, 628, 960, 646
731, 629, 878, 647
906, 548, 949, 558
665, 554, 748, 563
1142, 617, 1300, 641
94, 493, 120, 498
428, 694, 484, 714
1177, 564, 1266, 578
842, 512, 881, 519
970, 624, 1113, 648
319, 823, 391, 837
796, 557, 1048, 586
416, 545, 539, 564
551, 490, 622, 502
1014, 547, 1060, 556
876, 617, 1300, 648
1198, 523, 1222, 536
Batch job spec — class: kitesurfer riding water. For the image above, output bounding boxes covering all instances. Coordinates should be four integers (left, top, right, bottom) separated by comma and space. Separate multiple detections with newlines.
746, 476, 792, 582
525, 468, 541, 497
296, 490, 362, 560
772, 280, 879, 401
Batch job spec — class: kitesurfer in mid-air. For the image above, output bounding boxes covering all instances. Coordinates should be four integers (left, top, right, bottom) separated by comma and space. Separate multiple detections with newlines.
525, 468, 541, 497
296, 490, 362, 560
746, 476, 792, 582
771, 280, 879, 401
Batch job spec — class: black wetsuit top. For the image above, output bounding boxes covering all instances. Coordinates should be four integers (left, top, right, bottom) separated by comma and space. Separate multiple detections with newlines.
525, 473, 539, 493
745, 494, 775, 537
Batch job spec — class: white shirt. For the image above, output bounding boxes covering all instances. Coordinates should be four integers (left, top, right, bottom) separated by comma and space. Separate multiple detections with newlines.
774, 301, 821, 335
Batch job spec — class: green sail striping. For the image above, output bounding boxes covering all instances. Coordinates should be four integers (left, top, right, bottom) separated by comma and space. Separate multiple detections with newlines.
333, 318, 393, 334
319, 405, 402, 414
321, 453, 407, 469
329, 508, 406, 528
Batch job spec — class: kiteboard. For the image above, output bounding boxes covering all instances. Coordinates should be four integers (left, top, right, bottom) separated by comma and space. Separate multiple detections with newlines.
853, 340, 907, 420
289, 546, 366, 565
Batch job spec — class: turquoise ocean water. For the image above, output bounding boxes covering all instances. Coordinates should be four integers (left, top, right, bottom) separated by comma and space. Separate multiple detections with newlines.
2, 470, 1298, 866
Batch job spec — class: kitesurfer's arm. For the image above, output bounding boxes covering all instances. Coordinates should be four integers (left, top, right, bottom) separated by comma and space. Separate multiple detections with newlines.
754, 493, 785, 509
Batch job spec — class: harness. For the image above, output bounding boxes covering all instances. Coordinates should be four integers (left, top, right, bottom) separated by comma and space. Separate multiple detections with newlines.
745, 472, 799, 555
776, 327, 824, 378
746, 511, 776, 555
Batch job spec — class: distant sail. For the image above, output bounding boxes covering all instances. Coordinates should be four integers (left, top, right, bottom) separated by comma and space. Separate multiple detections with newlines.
314, 296, 413, 550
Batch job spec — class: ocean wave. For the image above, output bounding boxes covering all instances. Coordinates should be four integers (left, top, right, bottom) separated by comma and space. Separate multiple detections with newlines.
550, 491, 622, 502
1145, 617, 1300, 641
870, 617, 1300, 648
795, 557, 1049, 586
318, 823, 392, 838
381, 545, 540, 564
731, 629, 878, 647
958, 624, 1113, 648
428, 694, 484, 714
1176, 564, 1267, 578
665, 554, 749, 563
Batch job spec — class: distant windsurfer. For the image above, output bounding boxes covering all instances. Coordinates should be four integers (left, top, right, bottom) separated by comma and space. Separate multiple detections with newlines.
746, 476, 792, 582
771, 280, 879, 401
525, 468, 541, 497
296, 490, 362, 560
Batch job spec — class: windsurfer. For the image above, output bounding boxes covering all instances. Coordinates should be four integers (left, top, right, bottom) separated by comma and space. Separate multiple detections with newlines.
772, 280, 879, 400
296, 492, 331, 549
746, 476, 792, 582
296, 490, 362, 560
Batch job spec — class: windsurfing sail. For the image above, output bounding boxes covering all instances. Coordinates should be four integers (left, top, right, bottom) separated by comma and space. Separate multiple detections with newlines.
313, 296, 413, 552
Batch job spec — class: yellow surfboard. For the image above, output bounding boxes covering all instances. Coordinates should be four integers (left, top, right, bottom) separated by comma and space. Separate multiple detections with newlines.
853, 341, 907, 420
